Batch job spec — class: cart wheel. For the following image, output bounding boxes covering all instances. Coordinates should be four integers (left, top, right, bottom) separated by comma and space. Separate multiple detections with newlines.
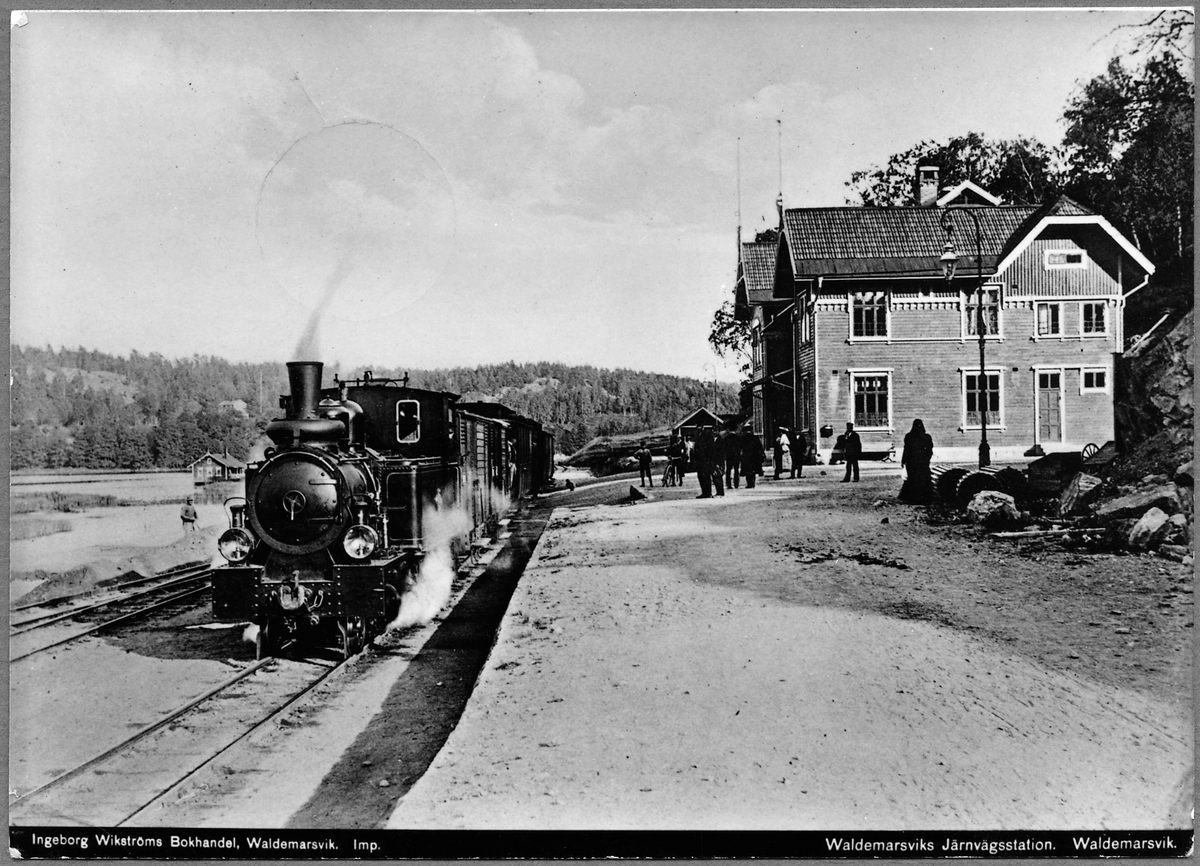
1081, 443, 1099, 459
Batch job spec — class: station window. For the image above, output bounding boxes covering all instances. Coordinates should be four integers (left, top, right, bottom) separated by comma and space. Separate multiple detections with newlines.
1082, 302, 1108, 335
851, 372, 890, 429
965, 287, 1001, 336
964, 372, 1001, 428
1082, 369, 1109, 393
1044, 249, 1088, 269
1036, 303, 1061, 337
851, 292, 888, 338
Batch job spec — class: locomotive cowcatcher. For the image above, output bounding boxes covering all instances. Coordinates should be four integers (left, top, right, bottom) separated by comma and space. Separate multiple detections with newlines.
212, 361, 554, 659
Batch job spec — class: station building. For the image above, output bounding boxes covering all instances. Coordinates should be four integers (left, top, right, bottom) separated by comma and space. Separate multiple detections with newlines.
735, 167, 1155, 464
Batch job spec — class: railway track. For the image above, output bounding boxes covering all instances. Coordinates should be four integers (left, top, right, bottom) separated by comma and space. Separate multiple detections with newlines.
8, 646, 347, 827
10, 565, 213, 663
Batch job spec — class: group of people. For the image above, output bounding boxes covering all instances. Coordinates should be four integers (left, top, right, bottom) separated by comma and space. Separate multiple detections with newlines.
638, 425, 811, 499
636, 416, 936, 504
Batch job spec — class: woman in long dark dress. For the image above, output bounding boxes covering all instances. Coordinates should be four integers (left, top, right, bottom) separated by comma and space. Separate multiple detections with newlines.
899, 419, 935, 503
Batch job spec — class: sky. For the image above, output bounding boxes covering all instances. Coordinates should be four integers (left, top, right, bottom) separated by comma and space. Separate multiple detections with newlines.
9, 7, 1163, 383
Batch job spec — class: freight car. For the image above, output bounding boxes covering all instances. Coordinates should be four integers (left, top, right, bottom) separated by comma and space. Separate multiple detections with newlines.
212, 361, 554, 659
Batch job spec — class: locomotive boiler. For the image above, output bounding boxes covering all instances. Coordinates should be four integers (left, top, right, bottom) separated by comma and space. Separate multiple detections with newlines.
212, 361, 554, 659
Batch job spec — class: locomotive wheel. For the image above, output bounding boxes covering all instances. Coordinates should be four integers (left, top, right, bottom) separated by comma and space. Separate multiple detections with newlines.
338, 616, 366, 659
384, 583, 402, 623
255, 618, 278, 660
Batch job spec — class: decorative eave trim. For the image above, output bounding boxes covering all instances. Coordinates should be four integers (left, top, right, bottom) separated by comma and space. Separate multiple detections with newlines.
994, 215, 1155, 278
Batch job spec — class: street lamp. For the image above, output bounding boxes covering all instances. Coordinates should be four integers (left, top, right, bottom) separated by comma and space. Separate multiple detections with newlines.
940, 208, 992, 468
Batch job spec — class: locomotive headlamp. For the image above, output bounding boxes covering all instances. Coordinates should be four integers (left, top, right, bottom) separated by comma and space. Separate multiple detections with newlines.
343, 524, 379, 560
218, 527, 255, 562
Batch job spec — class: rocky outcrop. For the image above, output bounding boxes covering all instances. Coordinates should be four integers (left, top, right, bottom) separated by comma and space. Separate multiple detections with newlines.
1093, 484, 1181, 521
1116, 308, 1193, 452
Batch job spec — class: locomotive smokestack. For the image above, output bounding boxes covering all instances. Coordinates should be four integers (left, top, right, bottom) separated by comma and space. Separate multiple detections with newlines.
287, 361, 323, 420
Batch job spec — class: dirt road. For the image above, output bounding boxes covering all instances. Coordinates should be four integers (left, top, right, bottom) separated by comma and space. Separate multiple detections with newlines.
388, 472, 1192, 830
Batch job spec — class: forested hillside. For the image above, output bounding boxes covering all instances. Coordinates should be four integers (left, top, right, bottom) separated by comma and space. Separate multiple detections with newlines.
9, 346, 739, 470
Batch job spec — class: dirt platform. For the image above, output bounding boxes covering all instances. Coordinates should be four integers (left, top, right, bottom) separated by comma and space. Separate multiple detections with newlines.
387, 475, 1192, 831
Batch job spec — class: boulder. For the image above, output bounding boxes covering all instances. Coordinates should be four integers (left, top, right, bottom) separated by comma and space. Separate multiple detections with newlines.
1093, 484, 1181, 521
1058, 472, 1103, 517
1164, 513, 1190, 545
1175, 460, 1194, 488
967, 490, 1022, 529
1128, 507, 1172, 549
1159, 543, 1193, 563
1142, 473, 1170, 486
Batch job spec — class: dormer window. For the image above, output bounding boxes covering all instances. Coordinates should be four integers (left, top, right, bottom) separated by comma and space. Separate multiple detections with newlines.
1044, 249, 1088, 269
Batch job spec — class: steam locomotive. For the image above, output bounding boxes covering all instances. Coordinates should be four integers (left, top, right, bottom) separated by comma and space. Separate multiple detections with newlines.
211, 361, 555, 659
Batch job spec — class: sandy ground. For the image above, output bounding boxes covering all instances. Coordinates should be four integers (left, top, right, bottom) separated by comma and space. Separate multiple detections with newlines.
9, 503, 226, 603
386, 478, 1192, 831
8, 468, 1192, 832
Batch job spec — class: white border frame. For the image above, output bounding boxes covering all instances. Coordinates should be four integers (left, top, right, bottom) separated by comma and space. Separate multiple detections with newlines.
959, 367, 1006, 432
846, 368, 893, 433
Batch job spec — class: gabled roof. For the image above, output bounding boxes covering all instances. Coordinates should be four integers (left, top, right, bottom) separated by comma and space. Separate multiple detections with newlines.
994, 195, 1154, 280
936, 180, 1003, 207
191, 451, 246, 469
779, 205, 1038, 285
739, 240, 778, 305
673, 407, 723, 431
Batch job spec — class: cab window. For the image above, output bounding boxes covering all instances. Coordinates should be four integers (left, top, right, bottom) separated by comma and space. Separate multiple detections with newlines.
396, 400, 421, 443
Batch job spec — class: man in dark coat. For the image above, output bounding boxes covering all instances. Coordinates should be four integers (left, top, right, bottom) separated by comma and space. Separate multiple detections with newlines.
721, 426, 739, 488
790, 428, 807, 478
692, 427, 721, 498
634, 441, 653, 487
739, 426, 765, 489
841, 422, 862, 482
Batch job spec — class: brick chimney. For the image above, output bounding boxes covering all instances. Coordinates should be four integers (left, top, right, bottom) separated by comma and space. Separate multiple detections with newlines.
915, 165, 940, 207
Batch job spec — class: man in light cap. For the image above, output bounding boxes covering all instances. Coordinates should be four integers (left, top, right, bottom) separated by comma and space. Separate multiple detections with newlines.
180, 496, 198, 532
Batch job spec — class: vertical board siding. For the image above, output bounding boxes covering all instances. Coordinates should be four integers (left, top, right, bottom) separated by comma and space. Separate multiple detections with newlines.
1005, 238, 1122, 298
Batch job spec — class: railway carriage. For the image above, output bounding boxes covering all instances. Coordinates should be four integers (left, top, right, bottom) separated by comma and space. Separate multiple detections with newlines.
212, 361, 553, 659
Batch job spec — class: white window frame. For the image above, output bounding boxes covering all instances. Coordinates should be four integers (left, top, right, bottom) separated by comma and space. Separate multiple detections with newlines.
848, 291, 890, 342
1080, 367, 1111, 395
1080, 301, 1109, 338
961, 283, 1004, 340
751, 325, 763, 375
960, 368, 1005, 431
1034, 302, 1063, 339
396, 399, 421, 443
847, 369, 893, 432
1043, 249, 1088, 270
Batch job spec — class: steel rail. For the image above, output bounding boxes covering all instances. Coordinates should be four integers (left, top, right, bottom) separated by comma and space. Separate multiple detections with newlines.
118, 653, 346, 826
8, 648, 291, 807
10, 584, 211, 663
11, 570, 211, 633
9, 562, 210, 615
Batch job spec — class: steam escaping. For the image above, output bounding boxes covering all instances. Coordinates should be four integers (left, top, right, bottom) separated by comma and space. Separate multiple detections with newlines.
243, 623, 260, 646
386, 502, 475, 632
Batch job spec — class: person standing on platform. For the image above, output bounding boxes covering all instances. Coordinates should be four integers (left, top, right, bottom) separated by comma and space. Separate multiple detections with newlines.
790, 428, 807, 479
739, 426, 765, 489
635, 441, 654, 487
841, 422, 862, 483
693, 426, 722, 498
899, 419, 935, 504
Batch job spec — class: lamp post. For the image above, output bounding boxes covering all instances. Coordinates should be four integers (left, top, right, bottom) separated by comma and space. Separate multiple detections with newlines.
702, 362, 718, 411
940, 208, 991, 468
